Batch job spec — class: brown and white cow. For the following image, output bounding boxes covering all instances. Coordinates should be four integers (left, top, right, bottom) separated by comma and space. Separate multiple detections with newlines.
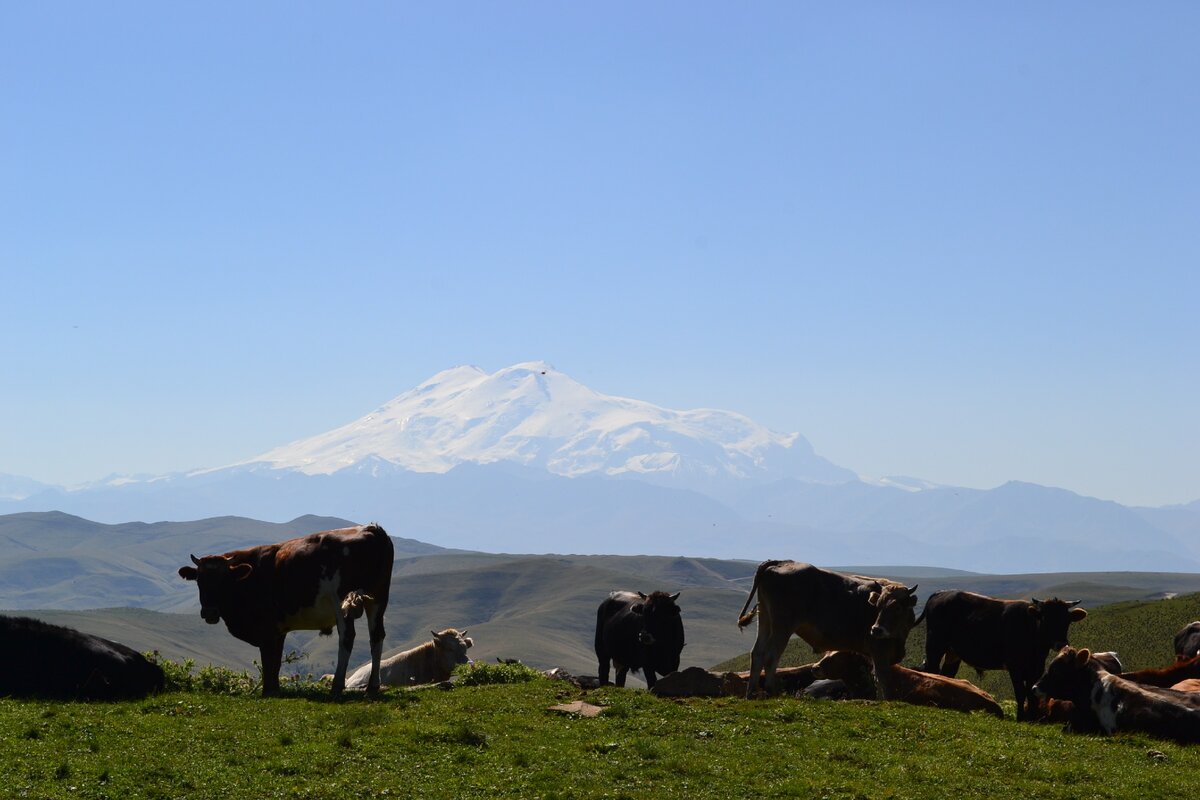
737, 560, 918, 698
1033, 647, 1200, 743
918, 590, 1087, 721
178, 523, 393, 696
345, 628, 473, 689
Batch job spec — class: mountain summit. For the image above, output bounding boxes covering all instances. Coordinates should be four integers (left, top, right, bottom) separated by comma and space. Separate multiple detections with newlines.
246, 361, 855, 492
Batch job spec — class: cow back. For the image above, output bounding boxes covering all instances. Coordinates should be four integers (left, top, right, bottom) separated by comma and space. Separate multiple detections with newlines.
0, 616, 164, 700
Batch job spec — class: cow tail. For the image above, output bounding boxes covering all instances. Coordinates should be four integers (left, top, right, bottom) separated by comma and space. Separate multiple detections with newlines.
738, 560, 777, 629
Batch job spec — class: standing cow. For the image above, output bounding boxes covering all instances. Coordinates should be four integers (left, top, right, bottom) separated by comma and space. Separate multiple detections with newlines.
178, 523, 393, 696
0, 616, 164, 700
737, 560, 919, 698
595, 591, 685, 690
918, 590, 1087, 721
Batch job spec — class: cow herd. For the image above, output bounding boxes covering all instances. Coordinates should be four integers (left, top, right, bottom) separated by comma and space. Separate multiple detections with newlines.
5, 524, 1200, 747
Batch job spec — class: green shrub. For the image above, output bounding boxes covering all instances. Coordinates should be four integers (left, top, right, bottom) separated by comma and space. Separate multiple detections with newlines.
453, 661, 543, 686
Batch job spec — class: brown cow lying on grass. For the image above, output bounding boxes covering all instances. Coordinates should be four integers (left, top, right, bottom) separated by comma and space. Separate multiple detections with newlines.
1119, 654, 1200, 688
344, 628, 473, 689
814, 650, 1003, 717
1033, 647, 1200, 743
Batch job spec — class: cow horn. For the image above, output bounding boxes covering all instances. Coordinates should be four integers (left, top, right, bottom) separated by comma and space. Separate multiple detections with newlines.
669, 592, 680, 602
1067, 600, 1081, 607
190, 554, 201, 566
906, 584, 918, 594
637, 591, 648, 600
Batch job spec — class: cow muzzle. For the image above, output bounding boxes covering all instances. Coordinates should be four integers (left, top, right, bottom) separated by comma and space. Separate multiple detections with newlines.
638, 630, 656, 646
201, 608, 221, 624
869, 624, 889, 639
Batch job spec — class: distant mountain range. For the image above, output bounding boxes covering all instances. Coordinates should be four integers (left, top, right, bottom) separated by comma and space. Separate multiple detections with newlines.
2, 362, 1198, 572
10, 511, 1200, 680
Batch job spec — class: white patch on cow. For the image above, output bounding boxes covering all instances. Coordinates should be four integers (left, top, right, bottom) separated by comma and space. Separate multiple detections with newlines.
1092, 676, 1121, 734
282, 570, 341, 631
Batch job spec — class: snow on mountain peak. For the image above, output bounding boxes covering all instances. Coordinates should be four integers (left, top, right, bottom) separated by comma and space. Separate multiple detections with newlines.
245, 363, 856, 488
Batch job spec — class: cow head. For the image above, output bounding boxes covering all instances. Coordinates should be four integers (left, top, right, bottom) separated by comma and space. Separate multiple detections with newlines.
431, 628, 473, 668
866, 583, 918, 664
178, 554, 253, 624
1032, 646, 1096, 704
1029, 598, 1088, 650
639, 591, 685, 676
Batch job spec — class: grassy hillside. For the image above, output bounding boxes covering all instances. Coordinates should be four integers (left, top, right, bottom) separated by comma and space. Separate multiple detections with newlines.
3, 677, 1199, 799
716, 592, 1200, 701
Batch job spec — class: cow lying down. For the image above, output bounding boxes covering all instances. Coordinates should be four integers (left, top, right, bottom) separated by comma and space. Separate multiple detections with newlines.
814, 650, 1003, 717
344, 628, 473, 689
0, 615, 164, 700
1033, 647, 1200, 743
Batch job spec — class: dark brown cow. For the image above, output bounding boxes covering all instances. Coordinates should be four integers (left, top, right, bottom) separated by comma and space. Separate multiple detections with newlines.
919, 590, 1087, 721
178, 523, 393, 696
1119, 654, 1200, 688
1033, 647, 1200, 743
737, 560, 918, 698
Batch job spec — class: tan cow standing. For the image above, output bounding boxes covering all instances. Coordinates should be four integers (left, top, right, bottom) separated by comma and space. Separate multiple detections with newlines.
345, 628, 473, 689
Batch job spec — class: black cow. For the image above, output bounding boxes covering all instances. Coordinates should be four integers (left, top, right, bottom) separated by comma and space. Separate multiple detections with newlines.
1175, 621, 1200, 661
919, 590, 1087, 721
0, 615, 164, 700
595, 591, 684, 690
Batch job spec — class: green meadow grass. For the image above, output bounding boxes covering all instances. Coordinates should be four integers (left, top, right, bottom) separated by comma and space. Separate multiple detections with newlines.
4, 675, 1200, 800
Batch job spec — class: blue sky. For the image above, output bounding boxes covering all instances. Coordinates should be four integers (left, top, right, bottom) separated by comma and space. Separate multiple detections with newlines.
1, 3, 1196, 506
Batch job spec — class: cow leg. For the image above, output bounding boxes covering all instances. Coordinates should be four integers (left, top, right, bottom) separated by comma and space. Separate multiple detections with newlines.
331, 608, 357, 696
364, 598, 386, 695
615, 665, 629, 688
644, 670, 657, 690
759, 628, 793, 697
920, 634, 949, 674
939, 653, 962, 679
259, 637, 284, 697
1011, 672, 1033, 722
597, 648, 612, 686
746, 618, 771, 699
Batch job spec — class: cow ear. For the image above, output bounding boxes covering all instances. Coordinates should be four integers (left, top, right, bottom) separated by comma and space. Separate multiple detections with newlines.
231, 563, 253, 581
906, 593, 918, 607
1076, 648, 1091, 666
431, 630, 441, 639
637, 592, 648, 600
1069, 607, 1088, 621
868, 591, 880, 606
631, 603, 644, 614
1027, 604, 1041, 617
178, 566, 198, 581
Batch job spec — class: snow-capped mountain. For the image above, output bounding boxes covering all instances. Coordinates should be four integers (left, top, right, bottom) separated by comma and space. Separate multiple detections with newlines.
242, 362, 856, 492
3, 362, 1197, 572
